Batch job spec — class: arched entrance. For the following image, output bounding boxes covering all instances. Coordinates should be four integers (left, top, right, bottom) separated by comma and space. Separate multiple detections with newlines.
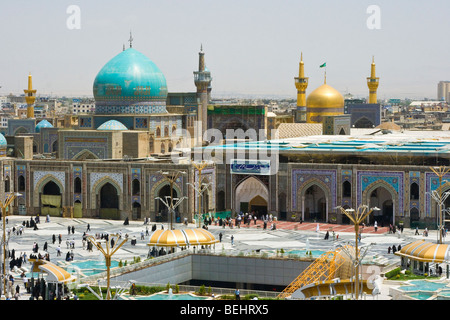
369, 187, 394, 226
99, 182, 119, 219
249, 195, 268, 217
155, 184, 178, 222
303, 184, 327, 222
410, 207, 420, 223
354, 117, 374, 128
217, 191, 226, 212
132, 202, 141, 220
41, 181, 61, 217
234, 177, 268, 219
74, 200, 82, 218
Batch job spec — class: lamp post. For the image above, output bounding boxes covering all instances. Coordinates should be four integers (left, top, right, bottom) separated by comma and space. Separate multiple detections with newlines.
157, 170, 186, 229
86, 234, 128, 300
191, 161, 210, 226
336, 205, 379, 300
1, 192, 20, 298
187, 182, 212, 228
430, 166, 450, 244
337, 242, 373, 299
155, 196, 187, 230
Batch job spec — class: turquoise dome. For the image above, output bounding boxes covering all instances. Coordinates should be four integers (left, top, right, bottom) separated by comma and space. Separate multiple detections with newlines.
97, 120, 128, 131
93, 48, 168, 104
0, 133, 6, 147
35, 119, 53, 133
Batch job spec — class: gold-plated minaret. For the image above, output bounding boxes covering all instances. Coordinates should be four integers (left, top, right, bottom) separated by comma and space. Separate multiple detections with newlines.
367, 56, 379, 104
294, 53, 308, 122
23, 73, 36, 118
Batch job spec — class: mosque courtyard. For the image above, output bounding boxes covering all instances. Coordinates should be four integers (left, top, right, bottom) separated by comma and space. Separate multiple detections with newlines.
2, 214, 446, 300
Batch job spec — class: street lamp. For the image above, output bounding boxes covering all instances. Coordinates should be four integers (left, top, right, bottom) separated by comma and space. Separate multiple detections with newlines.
337, 242, 373, 300
157, 170, 186, 229
429, 166, 450, 244
191, 161, 212, 226
77, 279, 134, 300
335, 205, 379, 300
1, 192, 21, 298
187, 181, 212, 228
86, 234, 128, 300
155, 196, 187, 230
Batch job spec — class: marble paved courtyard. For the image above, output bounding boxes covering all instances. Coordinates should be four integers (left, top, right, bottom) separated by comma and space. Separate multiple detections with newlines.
2, 215, 444, 300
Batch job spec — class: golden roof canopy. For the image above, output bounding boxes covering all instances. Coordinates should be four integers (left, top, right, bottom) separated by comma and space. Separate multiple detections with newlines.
148, 228, 218, 247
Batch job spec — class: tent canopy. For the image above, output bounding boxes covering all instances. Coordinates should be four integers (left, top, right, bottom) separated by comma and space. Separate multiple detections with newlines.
30, 259, 76, 283
148, 228, 218, 248
395, 240, 450, 263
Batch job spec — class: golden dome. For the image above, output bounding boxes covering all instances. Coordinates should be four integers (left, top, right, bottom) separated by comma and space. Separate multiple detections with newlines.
306, 83, 344, 123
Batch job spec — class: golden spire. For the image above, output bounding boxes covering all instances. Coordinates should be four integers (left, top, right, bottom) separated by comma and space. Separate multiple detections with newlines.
24, 73, 36, 118
367, 56, 379, 104
299, 52, 304, 78
295, 52, 309, 111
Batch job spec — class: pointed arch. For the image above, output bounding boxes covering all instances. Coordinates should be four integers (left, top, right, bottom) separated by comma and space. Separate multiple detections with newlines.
73, 149, 99, 160
234, 176, 269, 217
354, 116, 375, 128
297, 178, 332, 222
33, 174, 65, 208
362, 180, 398, 225
150, 178, 183, 214
90, 177, 123, 210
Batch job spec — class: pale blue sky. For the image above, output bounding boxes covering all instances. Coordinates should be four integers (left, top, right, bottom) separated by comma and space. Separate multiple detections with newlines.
1, 0, 449, 100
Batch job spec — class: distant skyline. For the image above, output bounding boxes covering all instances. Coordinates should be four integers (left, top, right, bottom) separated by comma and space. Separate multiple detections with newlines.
1, 0, 449, 100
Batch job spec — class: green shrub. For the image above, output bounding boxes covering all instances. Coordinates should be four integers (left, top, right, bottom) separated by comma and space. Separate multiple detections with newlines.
197, 285, 206, 295
385, 267, 401, 279
175, 284, 179, 293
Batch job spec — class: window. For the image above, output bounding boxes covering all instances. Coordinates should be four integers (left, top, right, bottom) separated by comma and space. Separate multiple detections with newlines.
410, 182, 419, 200
18, 176, 25, 192
4, 176, 10, 192
132, 179, 140, 195
74, 177, 82, 193
342, 181, 351, 198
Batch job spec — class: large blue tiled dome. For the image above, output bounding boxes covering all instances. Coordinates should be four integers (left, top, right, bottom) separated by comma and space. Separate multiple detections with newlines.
35, 119, 54, 133
93, 48, 168, 115
97, 120, 128, 131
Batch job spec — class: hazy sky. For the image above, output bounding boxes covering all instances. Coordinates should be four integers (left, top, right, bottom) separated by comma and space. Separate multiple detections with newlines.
1, 0, 449, 100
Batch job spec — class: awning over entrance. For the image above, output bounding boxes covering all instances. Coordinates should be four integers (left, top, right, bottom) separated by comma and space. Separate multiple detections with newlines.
395, 240, 450, 263
30, 259, 76, 283
147, 228, 218, 247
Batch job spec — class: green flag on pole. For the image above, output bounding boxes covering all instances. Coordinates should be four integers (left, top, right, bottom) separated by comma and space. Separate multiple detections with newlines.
320, 62, 326, 68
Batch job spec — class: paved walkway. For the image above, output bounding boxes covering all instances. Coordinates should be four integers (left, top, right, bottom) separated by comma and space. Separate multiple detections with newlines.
0, 215, 444, 300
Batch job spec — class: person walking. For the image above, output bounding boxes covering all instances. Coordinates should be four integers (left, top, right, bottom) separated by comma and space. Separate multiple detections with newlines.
219, 232, 223, 242
235, 288, 240, 300
231, 235, 234, 245
374, 221, 378, 232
